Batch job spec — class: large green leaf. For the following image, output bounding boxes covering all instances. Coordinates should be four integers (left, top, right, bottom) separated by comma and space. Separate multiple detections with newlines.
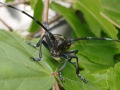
59, 63, 102, 90
0, 30, 111, 90
0, 30, 56, 90
0, 30, 100, 90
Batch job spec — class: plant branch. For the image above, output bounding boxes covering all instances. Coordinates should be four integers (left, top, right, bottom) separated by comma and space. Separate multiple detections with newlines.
0, 18, 13, 31
48, 15, 62, 24
41, 0, 50, 36
54, 80, 60, 90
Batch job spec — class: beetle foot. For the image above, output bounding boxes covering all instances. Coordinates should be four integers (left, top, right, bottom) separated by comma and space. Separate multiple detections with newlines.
26, 41, 36, 48
77, 74, 88, 83
30, 57, 41, 61
58, 72, 65, 82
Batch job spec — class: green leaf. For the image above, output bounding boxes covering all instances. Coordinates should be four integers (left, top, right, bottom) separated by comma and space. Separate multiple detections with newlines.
50, 2, 89, 37
70, 0, 120, 72
73, 0, 118, 38
29, 0, 43, 33
0, 30, 109, 90
100, 0, 120, 28
50, 2, 120, 70
0, 30, 56, 90
0, 30, 99, 90
60, 63, 102, 90
76, 40, 119, 71
107, 63, 120, 90
30, 0, 38, 9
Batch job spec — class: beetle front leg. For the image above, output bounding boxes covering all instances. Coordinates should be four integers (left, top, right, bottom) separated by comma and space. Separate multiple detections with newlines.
28, 40, 42, 61
27, 35, 45, 61
27, 40, 41, 61
26, 40, 40, 48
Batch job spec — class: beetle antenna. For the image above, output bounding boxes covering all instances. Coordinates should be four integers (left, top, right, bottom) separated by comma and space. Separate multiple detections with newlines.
0, 2, 49, 32
70, 37, 120, 42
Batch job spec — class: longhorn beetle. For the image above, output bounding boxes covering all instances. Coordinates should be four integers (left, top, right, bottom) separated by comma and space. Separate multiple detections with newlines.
1, 2, 120, 83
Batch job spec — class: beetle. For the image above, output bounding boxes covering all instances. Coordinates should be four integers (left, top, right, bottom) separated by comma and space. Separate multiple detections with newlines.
1, 2, 120, 83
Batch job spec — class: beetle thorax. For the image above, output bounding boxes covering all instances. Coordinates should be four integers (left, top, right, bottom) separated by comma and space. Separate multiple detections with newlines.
50, 34, 71, 57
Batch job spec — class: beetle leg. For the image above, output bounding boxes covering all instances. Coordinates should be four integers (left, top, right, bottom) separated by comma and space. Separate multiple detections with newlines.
65, 50, 78, 64
63, 50, 88, 83
26, 41, 39, 48
58, 59, 68, 81
65, 50, 78, 54
30, 57, 41, 61
27, 35, 45, 61
69, 55, 88, 83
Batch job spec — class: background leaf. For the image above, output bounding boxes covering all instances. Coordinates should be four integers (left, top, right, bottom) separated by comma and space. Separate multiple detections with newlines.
73, 0, 118, 39
5, 0, 15, 3
100, 0, 120, 29
50, 2, 89, 37
29, 0, 43, 33
107, 63, 120, 90
50, 0, 120, 72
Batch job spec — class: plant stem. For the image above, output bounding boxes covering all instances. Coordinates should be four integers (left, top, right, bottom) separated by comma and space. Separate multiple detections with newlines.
0, 18, 13, 32
41, 0, 50, 36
